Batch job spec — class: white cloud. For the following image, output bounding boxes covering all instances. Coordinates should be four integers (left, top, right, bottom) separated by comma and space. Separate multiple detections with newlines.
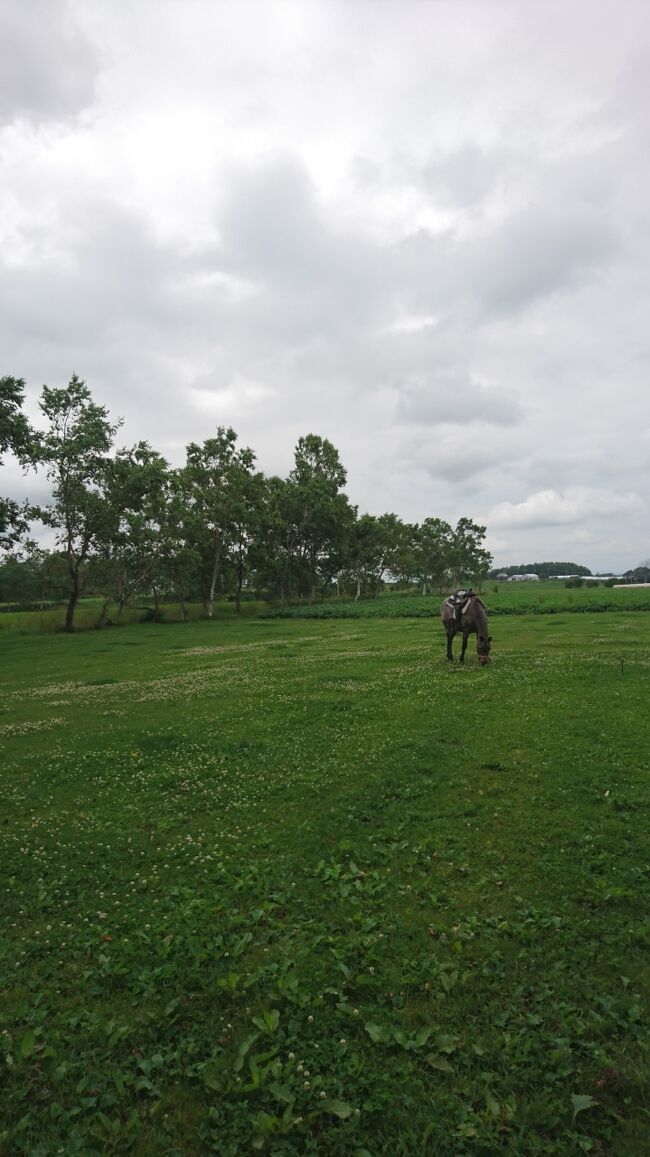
489, 488, 646, 529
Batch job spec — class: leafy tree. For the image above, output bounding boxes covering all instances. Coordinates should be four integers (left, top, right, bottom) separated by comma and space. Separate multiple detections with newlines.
0, 376, 31, 461
388, 521, 421, 589
624, 565, 650, 584
346, 513, 416, 598
448, 517, 492, 589
0, 551, 41, 605
157, 469, 202, 620
225, 470, 267, 612
413, 517, 453, 593
95, 441, 171, 623
34, 374, 121, 631
0, 547, 71, 608
0, 376, 34, 550
249, 475, 298, 605
180, 428, 256, 618
288, 434, 355, 603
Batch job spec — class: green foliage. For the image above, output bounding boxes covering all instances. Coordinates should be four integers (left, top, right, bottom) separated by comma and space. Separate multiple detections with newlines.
2, 373, 494, 617
490, 562, 593, 578
32, 375, 122, 631
2, 610, 650, 1152
286, 434, 356, 603
345, 512, 409, 598
181, 427, 257, 617
0, 376, 34, 548
448, 516, 492, 586
0, 376, 32, 462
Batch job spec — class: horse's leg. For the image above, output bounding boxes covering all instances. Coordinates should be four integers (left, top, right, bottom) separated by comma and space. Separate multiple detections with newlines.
446, 626, 455, 661
459, 630, 469, 664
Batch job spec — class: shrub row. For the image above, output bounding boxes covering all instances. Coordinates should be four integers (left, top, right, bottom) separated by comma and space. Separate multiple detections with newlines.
265, 595, 650, 620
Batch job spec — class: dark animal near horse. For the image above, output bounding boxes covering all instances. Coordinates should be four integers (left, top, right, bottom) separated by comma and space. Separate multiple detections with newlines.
441, 594, 492, 665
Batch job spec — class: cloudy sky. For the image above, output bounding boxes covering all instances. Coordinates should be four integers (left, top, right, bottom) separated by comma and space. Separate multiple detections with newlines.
2, 0, 649, 572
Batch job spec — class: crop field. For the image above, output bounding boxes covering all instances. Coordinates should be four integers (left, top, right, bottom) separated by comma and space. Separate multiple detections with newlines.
2, 609, 650, 1154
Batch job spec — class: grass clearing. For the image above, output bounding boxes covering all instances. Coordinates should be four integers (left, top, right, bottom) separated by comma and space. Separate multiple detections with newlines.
1, 612, 650, 1154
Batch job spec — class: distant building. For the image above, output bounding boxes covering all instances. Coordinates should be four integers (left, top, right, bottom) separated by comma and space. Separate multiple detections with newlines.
509, 573, 540, 581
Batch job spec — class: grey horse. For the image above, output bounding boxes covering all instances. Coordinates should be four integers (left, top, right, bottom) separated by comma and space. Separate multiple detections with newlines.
441, 593, 492, 665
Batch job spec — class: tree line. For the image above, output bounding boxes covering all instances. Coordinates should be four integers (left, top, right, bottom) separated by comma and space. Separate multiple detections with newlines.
489, 562, 592, 579
1, 374, 492, 630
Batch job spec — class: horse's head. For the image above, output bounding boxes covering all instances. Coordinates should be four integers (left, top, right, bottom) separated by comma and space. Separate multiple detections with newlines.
476, 634, 492, 665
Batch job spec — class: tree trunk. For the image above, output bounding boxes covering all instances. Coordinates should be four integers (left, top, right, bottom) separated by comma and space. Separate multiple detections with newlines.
65, 577, 80, 632
95, 597, 111, 629
207, 541, 222, 619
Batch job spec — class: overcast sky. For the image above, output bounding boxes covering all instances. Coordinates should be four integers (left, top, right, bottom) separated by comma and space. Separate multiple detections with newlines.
2, 0, 649, 572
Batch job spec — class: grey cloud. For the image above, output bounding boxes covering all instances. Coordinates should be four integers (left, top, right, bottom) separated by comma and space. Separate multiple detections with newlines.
2, 0, 650, 574
217, 159, 392, 332
400, 424, 527, 488
422, 142, 516, 209
0, 0, 98, 124
463, 206, 620, 317
396, 370, 523, 427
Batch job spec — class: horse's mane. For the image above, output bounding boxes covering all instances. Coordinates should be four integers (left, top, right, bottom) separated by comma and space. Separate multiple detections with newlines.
469, 594, 486, 610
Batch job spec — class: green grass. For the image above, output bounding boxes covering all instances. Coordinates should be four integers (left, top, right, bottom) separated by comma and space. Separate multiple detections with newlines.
2, 612, 650, 1154
268, 582, 650, 619
0, 599, 268, 635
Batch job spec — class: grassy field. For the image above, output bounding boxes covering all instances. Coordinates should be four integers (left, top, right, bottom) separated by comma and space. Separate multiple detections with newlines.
268, 583, 650, 619
0, 599, 268, 636
2, 610, 650, 1154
